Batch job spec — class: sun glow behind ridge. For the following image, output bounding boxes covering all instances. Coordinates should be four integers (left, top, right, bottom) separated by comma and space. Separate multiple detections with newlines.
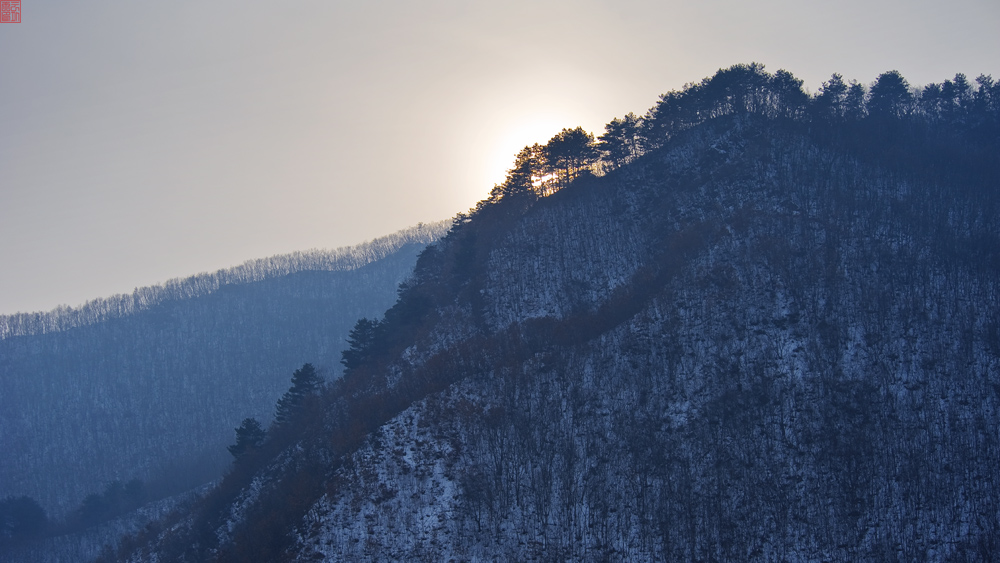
447, 69, 616, 207
484, 114, 573, 188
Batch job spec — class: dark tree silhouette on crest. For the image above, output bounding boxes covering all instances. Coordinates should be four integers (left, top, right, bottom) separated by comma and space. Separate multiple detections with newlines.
490, 144, 544, 201
868, 70, 913, 118
816, 73, 849, 119
543, 127, 598, 189
599, 113, 642, 170
769, 69, 809, 118
844, 80, 868, 120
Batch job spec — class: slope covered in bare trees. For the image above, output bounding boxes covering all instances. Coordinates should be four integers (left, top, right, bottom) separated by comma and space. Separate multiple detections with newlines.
0, 222, 447, 526
82, 64, 1000, 561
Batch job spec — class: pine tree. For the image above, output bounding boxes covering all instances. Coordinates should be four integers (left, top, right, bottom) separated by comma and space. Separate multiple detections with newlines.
868, 70, 913, 118
543, 127, 598, 189
273, 363, 322, 427
599, 113, 641, 170
489, 144, 544, 202
341, 318, 383, 370
227, 418, 266, 458
816, 73, 849, 119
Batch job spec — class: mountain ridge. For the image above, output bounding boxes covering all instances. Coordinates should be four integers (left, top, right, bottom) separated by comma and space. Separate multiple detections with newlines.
0, 221, 448, 340
54, 63, 1000, 560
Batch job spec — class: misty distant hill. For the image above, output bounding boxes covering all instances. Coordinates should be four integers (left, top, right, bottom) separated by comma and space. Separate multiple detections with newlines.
0, 222, 447, 518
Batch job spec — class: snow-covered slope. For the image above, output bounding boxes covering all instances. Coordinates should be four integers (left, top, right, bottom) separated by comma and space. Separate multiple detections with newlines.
109, 71, 1000, 562
278, 120, 999, 561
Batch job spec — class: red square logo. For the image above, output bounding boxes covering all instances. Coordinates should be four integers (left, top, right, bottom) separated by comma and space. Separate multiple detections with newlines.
1, 0, 21, 23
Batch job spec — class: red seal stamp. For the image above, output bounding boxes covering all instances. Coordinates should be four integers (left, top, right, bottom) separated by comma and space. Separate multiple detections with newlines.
1, 0, 21, 23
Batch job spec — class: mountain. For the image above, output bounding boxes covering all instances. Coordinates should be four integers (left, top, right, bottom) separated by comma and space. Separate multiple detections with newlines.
101, 64, 1000, 561
0, 222, 448, 525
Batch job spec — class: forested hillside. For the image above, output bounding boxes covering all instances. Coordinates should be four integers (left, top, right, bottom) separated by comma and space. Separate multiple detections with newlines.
0, 222, 447, 529
103, 63, 1000, 561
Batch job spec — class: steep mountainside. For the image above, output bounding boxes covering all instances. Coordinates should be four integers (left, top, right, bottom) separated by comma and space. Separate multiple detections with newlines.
288, 122, 999, 562
0, 223, 447, 519
111, 66, 999, 562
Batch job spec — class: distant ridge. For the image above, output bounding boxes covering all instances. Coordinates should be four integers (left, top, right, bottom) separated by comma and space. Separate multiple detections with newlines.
0, 221, 449, 340
0, 219, 450, 519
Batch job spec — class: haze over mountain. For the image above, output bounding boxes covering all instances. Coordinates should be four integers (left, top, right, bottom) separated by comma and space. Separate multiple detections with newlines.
0, 222, 446, 532
44, 63, 996, 562
2, 0, 996, 318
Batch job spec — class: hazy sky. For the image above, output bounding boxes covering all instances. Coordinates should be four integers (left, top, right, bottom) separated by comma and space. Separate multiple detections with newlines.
1, 0, 997, 315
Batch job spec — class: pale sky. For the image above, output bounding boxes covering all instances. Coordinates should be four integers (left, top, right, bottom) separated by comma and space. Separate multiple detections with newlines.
1, 0, 997, 315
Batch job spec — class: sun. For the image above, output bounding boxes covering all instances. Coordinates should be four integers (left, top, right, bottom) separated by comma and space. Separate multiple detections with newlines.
483, 114, 574, 188
449, 76, 607, 203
